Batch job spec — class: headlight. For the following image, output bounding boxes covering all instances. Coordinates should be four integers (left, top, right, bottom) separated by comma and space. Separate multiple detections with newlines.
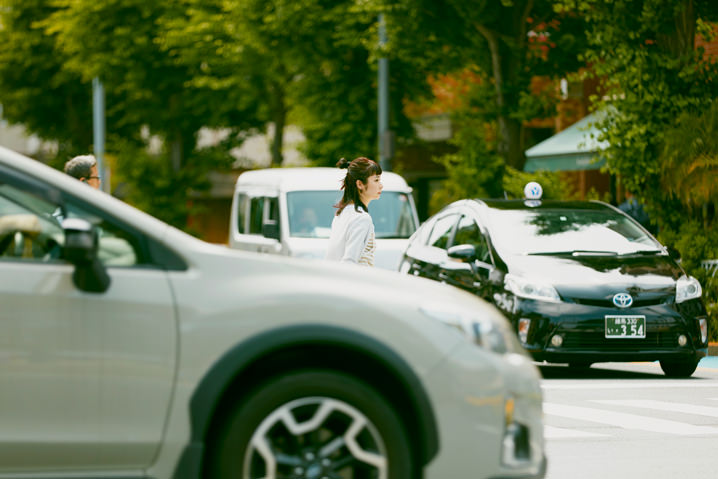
504, 273, 561, 303
419, 304, 520, 355
676, 275, 702, 303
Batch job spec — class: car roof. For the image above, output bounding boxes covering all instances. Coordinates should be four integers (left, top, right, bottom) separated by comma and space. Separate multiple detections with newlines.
476, 199, 614, 211
235, 167, 411, 193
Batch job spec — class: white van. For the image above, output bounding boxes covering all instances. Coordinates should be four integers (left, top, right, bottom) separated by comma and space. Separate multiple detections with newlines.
229, 167, 419, 270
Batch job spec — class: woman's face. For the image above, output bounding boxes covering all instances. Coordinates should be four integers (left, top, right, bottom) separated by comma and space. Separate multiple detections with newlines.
357, 174, 383, 204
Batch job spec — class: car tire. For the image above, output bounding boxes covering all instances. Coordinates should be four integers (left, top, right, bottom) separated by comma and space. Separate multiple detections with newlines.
208, 369, 414, 479
659, 358, 699, 378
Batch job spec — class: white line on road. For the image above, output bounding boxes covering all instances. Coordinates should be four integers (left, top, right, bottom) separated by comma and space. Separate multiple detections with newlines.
542, 381, 718, 390
543, 403, 718, 435
544, 425, 609, 439
593, 399, 718, 418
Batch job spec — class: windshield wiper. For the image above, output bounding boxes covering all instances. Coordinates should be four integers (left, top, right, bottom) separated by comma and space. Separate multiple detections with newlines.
618, 249, 664, 256
527, 250, 619, 256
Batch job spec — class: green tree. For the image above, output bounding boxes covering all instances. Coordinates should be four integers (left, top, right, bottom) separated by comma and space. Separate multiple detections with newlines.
376, 0, 588, 170
557, 0, 718, 338
0, 0, 93, 161
165, 0, 426, 166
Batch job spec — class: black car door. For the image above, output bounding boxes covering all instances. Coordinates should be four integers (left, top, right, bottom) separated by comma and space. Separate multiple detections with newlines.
441, 214, 495, 297
403, 212, 460, 281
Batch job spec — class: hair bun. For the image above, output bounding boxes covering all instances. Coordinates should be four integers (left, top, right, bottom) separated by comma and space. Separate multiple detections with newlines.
336, 157, 351, 169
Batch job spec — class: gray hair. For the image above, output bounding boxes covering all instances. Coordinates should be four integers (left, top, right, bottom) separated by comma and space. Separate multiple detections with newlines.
64, 155, 97, 180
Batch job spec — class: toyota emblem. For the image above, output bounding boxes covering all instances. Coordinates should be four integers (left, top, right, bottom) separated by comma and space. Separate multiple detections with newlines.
612, 293, 633, 308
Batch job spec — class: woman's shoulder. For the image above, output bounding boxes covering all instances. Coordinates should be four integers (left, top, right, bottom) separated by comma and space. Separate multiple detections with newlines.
340, 204, 370, 217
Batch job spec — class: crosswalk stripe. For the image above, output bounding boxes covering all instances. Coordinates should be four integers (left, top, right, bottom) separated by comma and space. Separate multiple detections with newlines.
544, 425, 608, 439
542, 381, 718, 390
543, 403, 718, 435
593, 399, 718, 418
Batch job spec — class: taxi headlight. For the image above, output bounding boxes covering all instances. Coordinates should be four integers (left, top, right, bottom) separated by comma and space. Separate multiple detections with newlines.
504, 273, 561, 303
676, 275, 702, 303
419, 304, 520, 355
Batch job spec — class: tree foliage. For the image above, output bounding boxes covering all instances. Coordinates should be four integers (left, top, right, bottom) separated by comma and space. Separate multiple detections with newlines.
0, 0, 92, 159
556, 0, 718, 338
377, 0, 589, 170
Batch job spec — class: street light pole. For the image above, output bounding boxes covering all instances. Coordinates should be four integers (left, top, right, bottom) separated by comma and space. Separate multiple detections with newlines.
92, 77, 109, 193
378, 14, 392, 171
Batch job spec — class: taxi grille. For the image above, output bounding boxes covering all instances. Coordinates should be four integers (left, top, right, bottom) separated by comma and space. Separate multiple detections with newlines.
570, 297, 669, 308
561, 332, 676, 350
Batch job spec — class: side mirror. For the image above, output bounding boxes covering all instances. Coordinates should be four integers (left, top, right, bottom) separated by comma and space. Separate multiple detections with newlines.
262, 220, 280, 241
666, 245, 681, 261
62, 218, 111, 293
447, 244, 477, 262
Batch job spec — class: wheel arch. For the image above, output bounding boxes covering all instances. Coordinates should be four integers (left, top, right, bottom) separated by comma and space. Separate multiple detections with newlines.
172, 324, 439, 479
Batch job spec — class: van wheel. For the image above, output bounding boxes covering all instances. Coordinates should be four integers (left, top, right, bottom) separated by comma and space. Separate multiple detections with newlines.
660, 358, 698, 378
209, 370, 413, 479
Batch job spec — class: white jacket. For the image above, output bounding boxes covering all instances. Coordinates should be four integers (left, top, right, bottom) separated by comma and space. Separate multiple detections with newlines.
325, 205, 375, 266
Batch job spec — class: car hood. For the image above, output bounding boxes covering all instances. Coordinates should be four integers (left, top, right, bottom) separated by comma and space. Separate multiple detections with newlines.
504, 253, 683, 300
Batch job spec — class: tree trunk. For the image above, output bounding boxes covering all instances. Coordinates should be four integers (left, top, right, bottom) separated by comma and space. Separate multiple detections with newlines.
656, 0, 695, 59
170, 131, 182, 172
270, 84, 286, 167
476, 0, 532, 170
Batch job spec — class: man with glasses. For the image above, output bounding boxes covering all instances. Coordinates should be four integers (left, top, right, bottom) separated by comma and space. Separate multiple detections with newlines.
63, 154, 101, 190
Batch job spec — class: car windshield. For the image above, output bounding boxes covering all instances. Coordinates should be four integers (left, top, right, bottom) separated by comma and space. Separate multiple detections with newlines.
485, 207, 662, 256
287, 190, 417, 239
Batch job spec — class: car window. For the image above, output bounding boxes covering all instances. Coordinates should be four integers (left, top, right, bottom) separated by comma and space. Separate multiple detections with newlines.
427, 214, 458, 250
0, 175, 142, 267
370, 192, 417, 239
248, 196, 265, 235
286, 190, 417, 239
235, 193, 248, 234
453, 215, 491, 263
266, 197, 279, 223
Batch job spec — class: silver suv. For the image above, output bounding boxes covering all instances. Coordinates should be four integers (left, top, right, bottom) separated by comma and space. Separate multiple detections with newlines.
0, 146, 545, 479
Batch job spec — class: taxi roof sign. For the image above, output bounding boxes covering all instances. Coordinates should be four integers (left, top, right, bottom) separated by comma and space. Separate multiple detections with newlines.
524, 182, 543, 200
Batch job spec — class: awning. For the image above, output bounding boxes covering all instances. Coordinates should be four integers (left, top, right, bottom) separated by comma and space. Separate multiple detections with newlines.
524, 110, 609, 172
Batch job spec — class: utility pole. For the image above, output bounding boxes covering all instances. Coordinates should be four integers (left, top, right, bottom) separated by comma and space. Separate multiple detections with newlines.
92, 77, 109, 193
378, 14, 393, 171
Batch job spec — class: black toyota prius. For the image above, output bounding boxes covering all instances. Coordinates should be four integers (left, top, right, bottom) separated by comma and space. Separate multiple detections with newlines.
400, 191, 708, 377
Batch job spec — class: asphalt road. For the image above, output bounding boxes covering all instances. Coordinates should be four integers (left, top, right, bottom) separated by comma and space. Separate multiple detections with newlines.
540, 358, 718, 479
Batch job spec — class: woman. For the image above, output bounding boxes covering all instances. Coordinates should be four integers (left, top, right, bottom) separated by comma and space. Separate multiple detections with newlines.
325, 157, 383, 266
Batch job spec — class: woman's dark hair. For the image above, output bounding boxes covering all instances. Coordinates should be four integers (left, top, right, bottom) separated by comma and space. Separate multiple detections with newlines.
334, 157, 382, 215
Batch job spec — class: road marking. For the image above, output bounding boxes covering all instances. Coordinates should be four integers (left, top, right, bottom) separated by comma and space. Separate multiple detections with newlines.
544, 425, 608, 439
542, 381, 718, 390
593, 399, 718, 418
543, 403, 718, 435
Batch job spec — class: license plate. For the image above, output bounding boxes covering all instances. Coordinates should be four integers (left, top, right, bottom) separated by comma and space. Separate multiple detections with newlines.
605, 315, 646, 338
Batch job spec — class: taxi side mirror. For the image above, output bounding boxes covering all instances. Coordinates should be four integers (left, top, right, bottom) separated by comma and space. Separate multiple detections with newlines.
448, 244, 477, 262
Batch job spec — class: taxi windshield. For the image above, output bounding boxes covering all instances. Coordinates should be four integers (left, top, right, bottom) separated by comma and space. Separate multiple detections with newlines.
286, 190, 417, 239
486, 207, 662, 256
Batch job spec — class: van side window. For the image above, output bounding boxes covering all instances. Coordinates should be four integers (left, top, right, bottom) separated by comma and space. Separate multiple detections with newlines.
236, 193, 247, 234
267, 197, 279, 224
249, 197, 264, 235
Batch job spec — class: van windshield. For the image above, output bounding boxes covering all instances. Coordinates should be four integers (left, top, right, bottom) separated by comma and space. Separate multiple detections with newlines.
287, 191, 417, 239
